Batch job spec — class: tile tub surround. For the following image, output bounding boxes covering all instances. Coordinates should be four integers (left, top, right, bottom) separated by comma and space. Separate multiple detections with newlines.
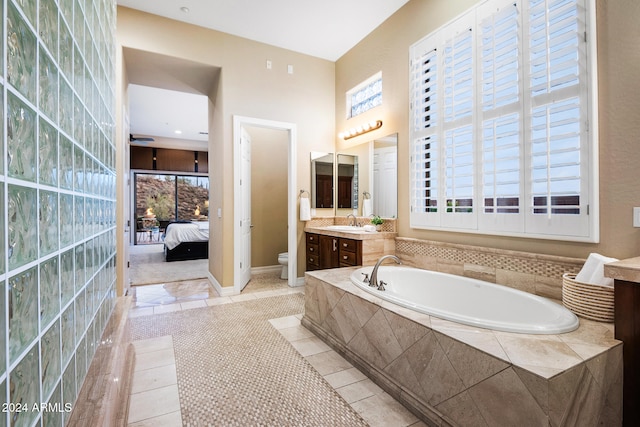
395, 238, 586, 301
302, 268, 623, 426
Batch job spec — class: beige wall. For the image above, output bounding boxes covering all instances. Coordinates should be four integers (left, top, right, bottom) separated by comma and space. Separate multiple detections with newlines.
249, 127, 288, 267
336, 0, 640, 260
117, 7, 335, 286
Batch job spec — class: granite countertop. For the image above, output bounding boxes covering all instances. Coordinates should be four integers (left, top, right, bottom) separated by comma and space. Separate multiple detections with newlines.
604, 256, 640, 283
304, 226, 397, 240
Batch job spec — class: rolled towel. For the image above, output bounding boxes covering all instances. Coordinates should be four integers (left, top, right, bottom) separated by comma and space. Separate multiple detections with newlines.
362, 198, 373, 217
363, 224, 376, 233
299, 197, 311, 221
575, 253, 618, 287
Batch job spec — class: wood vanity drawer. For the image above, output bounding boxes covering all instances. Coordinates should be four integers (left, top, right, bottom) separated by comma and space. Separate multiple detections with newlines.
306, 233, 319, 244
307, 243, 319, 256
339, 251, 358, 266
307, 254, 320, 269
339, 238, 358, 253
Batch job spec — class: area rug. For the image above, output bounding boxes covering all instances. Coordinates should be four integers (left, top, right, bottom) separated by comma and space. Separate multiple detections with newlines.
128, 244, 209, 286
127, 294, 368, 426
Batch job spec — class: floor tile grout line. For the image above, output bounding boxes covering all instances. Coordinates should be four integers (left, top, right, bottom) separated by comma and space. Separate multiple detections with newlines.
270, 315, 421, 427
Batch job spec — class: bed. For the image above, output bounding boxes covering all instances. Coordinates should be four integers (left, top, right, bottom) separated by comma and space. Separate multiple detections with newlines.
163, 221, 209, 262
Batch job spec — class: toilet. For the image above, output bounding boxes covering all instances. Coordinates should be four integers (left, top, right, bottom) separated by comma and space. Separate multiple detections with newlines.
277, 252, 288, 279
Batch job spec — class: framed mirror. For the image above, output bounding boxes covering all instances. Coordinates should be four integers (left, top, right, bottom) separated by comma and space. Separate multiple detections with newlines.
372, 134, 397, 218
337, 133, 397, 218
310, 152, 334, 208
337, 154, 358, 210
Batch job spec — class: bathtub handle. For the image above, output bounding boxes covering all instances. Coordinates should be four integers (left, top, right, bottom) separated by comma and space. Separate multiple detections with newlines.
361, 273, 370, 284
377, 280, 386, 291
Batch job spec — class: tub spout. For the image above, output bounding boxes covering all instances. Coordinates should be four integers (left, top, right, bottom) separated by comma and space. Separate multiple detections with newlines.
370, 255, 401, 289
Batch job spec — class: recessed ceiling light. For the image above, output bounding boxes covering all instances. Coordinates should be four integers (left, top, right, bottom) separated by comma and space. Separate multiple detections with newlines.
175, 130, 182, 134
180, 6, 189, 13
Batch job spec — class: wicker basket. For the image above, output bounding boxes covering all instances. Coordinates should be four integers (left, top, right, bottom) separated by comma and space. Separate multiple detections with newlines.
561, 273, 614, 322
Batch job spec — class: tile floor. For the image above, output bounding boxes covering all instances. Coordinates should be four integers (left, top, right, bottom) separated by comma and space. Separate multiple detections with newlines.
126, 272, 425, 426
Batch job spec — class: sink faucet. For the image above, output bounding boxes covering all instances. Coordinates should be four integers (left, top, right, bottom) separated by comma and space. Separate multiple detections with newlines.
369, 255, 402, 290
346, 214, 357, 226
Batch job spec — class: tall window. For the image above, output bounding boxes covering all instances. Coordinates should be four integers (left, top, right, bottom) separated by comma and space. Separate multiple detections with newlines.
409, 0, 597, 241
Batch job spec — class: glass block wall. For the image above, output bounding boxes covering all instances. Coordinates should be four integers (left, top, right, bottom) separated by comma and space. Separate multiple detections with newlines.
1, 0, 117, 424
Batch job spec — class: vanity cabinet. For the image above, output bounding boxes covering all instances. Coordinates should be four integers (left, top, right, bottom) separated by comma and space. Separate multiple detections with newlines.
306, 233, 362, 271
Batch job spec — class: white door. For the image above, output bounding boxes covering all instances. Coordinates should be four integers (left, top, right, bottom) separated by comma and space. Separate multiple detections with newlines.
239, 127, 252, 290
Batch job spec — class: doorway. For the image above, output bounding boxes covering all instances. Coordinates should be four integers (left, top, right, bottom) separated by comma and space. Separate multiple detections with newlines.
233, 116, 297, 293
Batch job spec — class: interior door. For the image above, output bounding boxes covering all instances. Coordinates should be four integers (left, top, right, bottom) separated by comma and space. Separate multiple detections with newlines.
239, 127, 252, 290
374, 146, 398, 218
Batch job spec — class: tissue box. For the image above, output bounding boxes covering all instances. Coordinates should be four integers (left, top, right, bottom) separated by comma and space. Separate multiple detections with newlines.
562, 273, 614, 322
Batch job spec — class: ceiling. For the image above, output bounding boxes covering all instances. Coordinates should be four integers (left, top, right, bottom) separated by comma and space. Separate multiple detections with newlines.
121, 0, 410, 144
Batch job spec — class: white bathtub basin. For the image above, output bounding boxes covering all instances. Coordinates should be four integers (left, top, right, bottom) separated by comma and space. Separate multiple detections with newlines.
351, 266, 579, 334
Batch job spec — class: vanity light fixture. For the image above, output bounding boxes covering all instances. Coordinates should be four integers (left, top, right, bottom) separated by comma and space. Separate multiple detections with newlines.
339, 120, 382, 140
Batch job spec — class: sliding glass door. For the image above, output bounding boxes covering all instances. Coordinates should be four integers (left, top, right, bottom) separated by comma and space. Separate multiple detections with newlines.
134, 173, 209, 244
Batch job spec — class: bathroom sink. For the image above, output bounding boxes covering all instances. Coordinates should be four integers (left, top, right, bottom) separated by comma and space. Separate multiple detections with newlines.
323, 225, 367, 232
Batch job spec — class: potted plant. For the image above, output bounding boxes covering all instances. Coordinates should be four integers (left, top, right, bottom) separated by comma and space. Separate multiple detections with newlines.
370, 215, 384, 231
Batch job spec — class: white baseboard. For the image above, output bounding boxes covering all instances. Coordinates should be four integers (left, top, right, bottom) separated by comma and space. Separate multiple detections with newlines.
207, 272, 237, 296
251, 265, 282, 275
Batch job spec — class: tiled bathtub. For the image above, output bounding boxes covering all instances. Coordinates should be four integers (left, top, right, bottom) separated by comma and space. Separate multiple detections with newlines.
302, 268, 622, 426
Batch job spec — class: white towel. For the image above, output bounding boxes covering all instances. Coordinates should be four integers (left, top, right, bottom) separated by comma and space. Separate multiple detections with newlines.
362, 199, 373, 217
299, 197, 311, 221
575, 253, 618, 287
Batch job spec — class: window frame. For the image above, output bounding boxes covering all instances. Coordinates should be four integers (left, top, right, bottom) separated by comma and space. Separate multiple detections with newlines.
409, 0, 599, 242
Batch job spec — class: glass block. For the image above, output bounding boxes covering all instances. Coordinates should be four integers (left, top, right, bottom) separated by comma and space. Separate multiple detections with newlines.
85, 159, 93, 197
39, 117, 58, 186
74, 146, 84, 192
59, 194, 73, 248
8, 185, 37, 270
59, 135, 73, 190
7, 93, 37, 181
85, 238, 93, 277
9, 346, 39, 427
7, 3, 37, 104
41, 320, 61, 399
74, 289, 85, 344
61, 356, 75, 424
73, 0, 84, 55
0, 187, 5, 275
60, 304, 75, 364
73, 94, 83, 144
39, 0, 58, 60
0, 379, 5, 427
14, 0, 36, 28
75, 336, 87, 391
74, 243, 85, 292
39, 256, 60, 327
73, 48, 83, 105
39, 49, 58, 122
8, 268, 38, 363
43, 383, 63, 427
58, 20, 72, 81
59, 249, 74, 307
0, 86, 4, 176
59, 79, 73, 136
39, 190, 59, 256
0, 279, 4, 377
74, 196, 84, 241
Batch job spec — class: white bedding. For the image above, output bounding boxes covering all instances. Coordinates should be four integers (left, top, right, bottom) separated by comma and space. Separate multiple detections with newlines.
164, 222, 209, 250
